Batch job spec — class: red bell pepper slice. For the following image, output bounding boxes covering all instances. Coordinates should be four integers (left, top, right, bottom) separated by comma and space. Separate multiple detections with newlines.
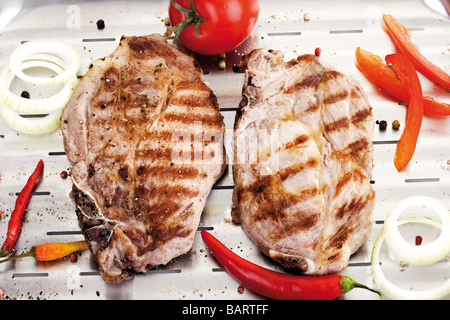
383, 14, 450, 88
423, 97, 450, 117
385, 54, 423, 172
355, 47, 450, 116
355, 47, 408, 101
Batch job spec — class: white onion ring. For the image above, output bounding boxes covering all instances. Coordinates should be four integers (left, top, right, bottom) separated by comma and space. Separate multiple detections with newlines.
0, 62, 78, 114
371, 217, 450, 300
0, 103, 62, 135
9, 39, 80, 85
383, 196, 450, 265
23, 53, 66, 69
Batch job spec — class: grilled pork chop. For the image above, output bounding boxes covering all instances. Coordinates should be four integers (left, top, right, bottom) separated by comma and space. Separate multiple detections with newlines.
61, 34, 226, 283
232, 49, 375, 275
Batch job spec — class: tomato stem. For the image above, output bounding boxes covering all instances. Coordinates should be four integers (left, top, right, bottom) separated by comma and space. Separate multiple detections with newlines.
170, 0, 206, 42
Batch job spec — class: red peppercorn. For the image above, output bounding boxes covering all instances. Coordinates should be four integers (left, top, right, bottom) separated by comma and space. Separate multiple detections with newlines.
60, 170, 68, 179
70, 253, 78, 263
415, 235, 423, 246
315, 47, 321, 56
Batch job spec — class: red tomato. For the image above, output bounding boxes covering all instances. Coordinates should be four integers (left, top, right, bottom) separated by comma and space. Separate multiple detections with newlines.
168, 0, 260, 55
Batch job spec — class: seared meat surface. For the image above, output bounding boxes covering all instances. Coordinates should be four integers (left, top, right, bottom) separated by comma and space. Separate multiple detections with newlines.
232, 49, 375, 275
61, 34, 225, 283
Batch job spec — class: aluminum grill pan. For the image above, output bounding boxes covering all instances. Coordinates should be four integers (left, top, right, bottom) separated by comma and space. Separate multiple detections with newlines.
0, 0, 448, 300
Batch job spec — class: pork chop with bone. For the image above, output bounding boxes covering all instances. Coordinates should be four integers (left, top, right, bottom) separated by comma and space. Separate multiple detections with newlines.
61, 34, 226, 283
232, 49, 375, 275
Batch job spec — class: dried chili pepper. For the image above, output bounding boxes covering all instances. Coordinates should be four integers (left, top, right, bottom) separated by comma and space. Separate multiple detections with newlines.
0, 241, 88, 264
201, 230, 382, 300
0, 159, 43, 257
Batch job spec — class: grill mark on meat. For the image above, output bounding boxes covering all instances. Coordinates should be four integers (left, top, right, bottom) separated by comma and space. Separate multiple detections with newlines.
324, 117, 350, 132
138, 147, 216, 162
327, 193, 375, 250
335, 195, 371, 220
237, 174, 320, 223
140, 164, 199, 180
320, 70, 343, 82
347, 138, 369, 154
144, 130, 219, 147
162, 112, 223, 128
138, 185, 200, 208
284, 135, 309, 149
277, 159, 318, 181
138, 148, 172, 160
351, 108, 372, 124
269, 212, 320, 241
322, 91, 349, 105
171, 94, 215, 109
284, 74, 322, 93
144, 206, 194, 253
334, 168, 365, 197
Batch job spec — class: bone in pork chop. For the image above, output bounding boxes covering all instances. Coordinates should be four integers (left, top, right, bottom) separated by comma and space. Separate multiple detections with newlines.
61, 34, 226, 283
232, 49, 375, 275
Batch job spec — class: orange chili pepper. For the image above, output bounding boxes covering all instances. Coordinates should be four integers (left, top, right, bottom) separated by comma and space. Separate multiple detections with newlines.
383, 14, 450, 88
0, 241, 88, 264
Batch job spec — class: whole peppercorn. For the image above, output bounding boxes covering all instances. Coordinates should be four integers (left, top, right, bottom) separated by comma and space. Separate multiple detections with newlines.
315, 47, 321, 57
415, 235, 423, 246
392, 120, 400, 130
96, 19, 105, 30
21, 91, 30, 99
377, 120, 387, 130
218, 59, 226, 70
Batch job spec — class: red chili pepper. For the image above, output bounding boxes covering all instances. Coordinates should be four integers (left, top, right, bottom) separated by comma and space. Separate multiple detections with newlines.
0, 241, 88, 264
383, 14, 450, 88
201, 230, 382, 300
0, 159, 43, 257
355, 47, 450, 116
385, 53, 424, 172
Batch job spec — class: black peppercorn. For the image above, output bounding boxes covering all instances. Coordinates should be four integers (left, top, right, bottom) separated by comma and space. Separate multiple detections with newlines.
21, 91, 30, 99
378, 120, 387, 130
96, 19, 105, 30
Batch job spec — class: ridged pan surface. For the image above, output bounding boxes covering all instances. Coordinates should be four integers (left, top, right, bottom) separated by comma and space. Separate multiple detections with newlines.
0, 0, 448, 300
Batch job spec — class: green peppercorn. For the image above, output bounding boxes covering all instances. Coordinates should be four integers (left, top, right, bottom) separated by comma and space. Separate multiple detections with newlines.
392, 120, 400, 130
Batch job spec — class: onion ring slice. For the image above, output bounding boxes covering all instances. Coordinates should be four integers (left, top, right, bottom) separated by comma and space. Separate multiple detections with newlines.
9, 39, 80, 85
371, 217, 450, 300
0, 62, 78, 114
383, 196, 450, 265
0, 103, 62, 135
